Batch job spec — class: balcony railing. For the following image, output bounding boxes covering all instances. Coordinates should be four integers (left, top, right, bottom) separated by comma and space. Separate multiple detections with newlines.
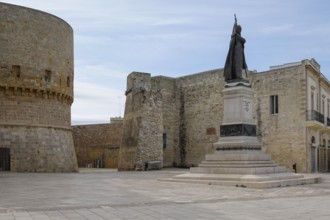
306, 110, 324, 124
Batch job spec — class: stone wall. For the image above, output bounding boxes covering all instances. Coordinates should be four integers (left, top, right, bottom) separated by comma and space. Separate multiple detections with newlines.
119, 70, 225, 169
119, 59, 325, 173
72, 123, 123, 168
250, 65, 307, 172
151, 76, 178, 167
0, 126, 77, 172
118, 72, 163, 171
0, 3, 77, 172
174, 70, 224, 166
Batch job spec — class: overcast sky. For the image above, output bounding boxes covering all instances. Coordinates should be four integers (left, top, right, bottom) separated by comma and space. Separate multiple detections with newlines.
2, 0, 330, 124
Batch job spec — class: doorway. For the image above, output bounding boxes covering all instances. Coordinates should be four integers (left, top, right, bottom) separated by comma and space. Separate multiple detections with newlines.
0, 148, 10, 171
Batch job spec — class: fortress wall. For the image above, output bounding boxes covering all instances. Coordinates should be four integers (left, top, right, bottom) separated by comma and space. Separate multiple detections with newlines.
150, 76, 179, 167
0, 3, 77, 172
0, 126, 76, 172
0, 89, 71, 127
119, 60, 319, 172
118, 72, 163, 170
72, 123, 123, 168
119, 69, 225, 168
175, 69, 224, 166
0, 3, 74, 95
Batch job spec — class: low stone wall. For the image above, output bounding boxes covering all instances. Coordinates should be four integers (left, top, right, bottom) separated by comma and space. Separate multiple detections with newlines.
72, 123, 123, 168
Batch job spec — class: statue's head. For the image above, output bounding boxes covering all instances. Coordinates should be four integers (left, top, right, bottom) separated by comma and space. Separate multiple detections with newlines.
236, 25, 242, 34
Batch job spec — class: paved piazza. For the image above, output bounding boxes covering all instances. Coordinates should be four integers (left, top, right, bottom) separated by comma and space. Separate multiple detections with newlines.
0, 169, 330, 220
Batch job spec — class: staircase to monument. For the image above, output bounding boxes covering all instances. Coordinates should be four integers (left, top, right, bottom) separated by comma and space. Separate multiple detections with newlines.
162, 150, 321, 188
191, 151, 287, 174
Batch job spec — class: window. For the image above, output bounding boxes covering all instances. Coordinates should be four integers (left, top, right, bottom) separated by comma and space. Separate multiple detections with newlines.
270, 95, 278, 114
67, 76, 70, 87
12, 65, 20, 78
45, 70, 51, 82
162, 133, 167, 148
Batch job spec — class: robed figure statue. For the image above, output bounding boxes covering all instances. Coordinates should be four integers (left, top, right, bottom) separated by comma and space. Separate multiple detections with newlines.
224, 15, 248, 82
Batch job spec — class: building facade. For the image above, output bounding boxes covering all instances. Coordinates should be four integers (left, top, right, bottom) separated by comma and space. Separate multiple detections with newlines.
0, 3, 78, 172
119, 58, 330, 173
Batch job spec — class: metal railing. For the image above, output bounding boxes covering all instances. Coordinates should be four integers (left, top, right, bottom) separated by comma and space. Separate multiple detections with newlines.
306, 110, 324, 124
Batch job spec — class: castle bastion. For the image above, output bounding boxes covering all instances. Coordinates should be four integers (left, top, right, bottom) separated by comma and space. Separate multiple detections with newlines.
0, 3, 78, 172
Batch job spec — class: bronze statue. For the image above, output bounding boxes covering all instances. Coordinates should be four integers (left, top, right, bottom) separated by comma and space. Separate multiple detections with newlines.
224, 15, 248, 82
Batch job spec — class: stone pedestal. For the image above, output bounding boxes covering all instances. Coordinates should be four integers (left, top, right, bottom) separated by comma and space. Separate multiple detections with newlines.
163, 83, 321, 188
214, 84, 261, 151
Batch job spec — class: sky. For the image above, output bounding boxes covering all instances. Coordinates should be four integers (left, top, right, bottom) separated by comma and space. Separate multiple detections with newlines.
2, 0, 330, 125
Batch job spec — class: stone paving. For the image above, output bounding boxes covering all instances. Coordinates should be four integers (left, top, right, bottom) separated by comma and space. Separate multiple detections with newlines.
0, 169, 330, 219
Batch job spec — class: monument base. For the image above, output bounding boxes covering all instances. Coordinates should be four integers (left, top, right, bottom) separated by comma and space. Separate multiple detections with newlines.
162, 173, 322, 189
214, 136, 261, 151
162, 150, 322, 188
161, 84, 321, 188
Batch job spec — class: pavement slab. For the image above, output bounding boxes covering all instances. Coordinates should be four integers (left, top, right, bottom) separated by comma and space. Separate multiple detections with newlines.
0, 169, 329, 219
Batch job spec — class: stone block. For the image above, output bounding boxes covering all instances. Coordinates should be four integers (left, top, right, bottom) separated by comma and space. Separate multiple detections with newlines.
145, 160, 163, 171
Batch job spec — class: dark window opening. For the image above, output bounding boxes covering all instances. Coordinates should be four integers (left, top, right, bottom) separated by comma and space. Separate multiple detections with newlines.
163, 133, 167, 148
270, 95, 278, 114
45, 70, 51, 82
0, 148, 10, 171
67, 76, 70, 87
12, 65, 21, 78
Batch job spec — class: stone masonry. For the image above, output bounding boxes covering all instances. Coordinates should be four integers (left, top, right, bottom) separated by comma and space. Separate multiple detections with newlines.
72, 123, 123, 168
250, 64, 307, 172
119, 59, 325, 173
0, 3, 78, 172
119, 70, 224, 170
118, 72, 163, 171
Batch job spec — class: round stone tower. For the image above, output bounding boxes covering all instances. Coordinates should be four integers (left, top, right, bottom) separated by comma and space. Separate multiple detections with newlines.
0, 3, 78, 172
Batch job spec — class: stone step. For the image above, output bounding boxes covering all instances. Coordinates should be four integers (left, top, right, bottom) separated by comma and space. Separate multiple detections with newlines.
172, 173, 305, 182
201, 160, 275, 165
205, 152, 271, 161
162, 173, 322, 189
198, 163, 278, 168
190, 166, 287, 175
